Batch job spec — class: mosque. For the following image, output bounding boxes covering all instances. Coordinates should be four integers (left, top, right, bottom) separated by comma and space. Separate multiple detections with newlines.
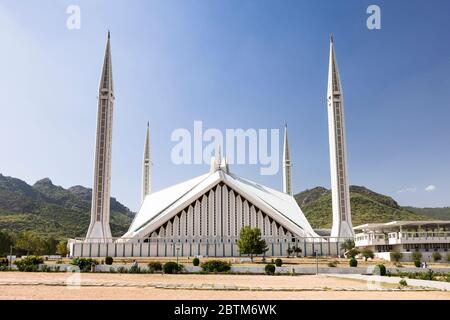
69, 33, 354, 258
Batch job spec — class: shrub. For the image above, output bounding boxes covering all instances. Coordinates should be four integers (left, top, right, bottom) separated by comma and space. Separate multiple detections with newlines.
432, 252, 442, 262
375, 264, 386, 276
163, 261, 182, 274
200, 260, 231, 273
14, 256, 44, 272
447, 253, 450, 262
105, 256, 113, 265
327, 260, 338, 267
274, 258, 283, 267
411, 251, 422, 262
420, 269, 435, 281
349, 258, 358, 267
390, 251, 403, 263
129, 266, 141, 273
399, 279, 408, 287
147, 261, 162, 273
71, 257, 98, 272
414, 260, 421, 268
0, 258, 8, 267
41, 264, 51, 272
265, 264, 276, 275
192, 258, 200, 266
117, 266, 127, 273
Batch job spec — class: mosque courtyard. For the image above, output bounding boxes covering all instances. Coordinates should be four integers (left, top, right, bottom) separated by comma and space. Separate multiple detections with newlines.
0, 271, 449, 300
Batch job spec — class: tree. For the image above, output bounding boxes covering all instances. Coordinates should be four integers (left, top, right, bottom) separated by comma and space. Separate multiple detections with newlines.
341, 239, 355, 252
237, 227, 268, 262
361, 248, 374, 261
341, 239, 358, 258
56, 240, 68, 256
15, 232, 46, 255
0, 231, 15, 257
390, 251, 403, 263
411, 251, 422, 262
294, 246, 302, 258
432, 251, 442, 262
286, 247, 293, 258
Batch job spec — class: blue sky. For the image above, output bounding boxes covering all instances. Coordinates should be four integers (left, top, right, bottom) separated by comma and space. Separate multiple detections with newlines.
0, 0, 449, 211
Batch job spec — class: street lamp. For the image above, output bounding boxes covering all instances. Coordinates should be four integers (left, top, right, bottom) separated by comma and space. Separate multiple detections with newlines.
9, 245, 12, 270
315, 250, 319, 275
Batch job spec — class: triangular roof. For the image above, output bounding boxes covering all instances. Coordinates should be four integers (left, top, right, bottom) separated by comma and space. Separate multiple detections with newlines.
123, 166, 319, 239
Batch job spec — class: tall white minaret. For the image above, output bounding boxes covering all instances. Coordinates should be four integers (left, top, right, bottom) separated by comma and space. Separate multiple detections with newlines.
283, 124, 293, 196
86, 31, 114, 240
327, 35, 354, 239
141, 122, 152, 202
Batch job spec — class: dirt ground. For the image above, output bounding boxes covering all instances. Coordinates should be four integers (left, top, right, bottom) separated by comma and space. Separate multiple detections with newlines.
0, 272, 449, 300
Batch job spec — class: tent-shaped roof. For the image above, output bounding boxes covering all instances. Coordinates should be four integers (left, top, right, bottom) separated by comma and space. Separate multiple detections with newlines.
123, 161, 319, 239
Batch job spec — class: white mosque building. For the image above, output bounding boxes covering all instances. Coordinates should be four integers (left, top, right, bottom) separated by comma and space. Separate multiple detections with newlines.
69, 33, 354, 258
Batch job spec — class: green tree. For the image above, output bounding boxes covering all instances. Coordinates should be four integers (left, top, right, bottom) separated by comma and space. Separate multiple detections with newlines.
56, 240, 68, 256
15, 232, 46, 255
341, 239, 357, 258
390, 251, 403, 263
237, 227, 268, 262
0, 231, 15, 257
294, 246, 302, 257
286, 247, 293, 258
44, 236, 58, 255
341, 239, 355, 251
411, 251, 422, 262
361, 248, 374, 261
432, 251, 442, 262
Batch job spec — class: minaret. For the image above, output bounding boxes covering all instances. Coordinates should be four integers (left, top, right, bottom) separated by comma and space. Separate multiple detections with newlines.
141, 122, 152, 202
327, 35, 354, 239
282, 123, 293, 196
86, 31, 114, 240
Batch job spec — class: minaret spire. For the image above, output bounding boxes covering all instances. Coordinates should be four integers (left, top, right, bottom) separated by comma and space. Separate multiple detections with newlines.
86, 32, 114, 240
141, 122, 152, 202
327, 36, 354, 239
283, 123, 293, 196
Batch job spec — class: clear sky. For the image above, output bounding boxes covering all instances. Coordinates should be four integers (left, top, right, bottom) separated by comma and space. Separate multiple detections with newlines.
0, 0, 449, 211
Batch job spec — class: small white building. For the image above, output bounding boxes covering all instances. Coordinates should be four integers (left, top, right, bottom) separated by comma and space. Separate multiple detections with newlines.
354, 221, 450, 262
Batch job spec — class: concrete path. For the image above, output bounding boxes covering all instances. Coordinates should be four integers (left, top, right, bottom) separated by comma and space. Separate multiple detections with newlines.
326, 274, 450, 291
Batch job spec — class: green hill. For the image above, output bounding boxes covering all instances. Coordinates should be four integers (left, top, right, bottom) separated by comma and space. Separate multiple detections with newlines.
0, 174, 134, 239
403, 206, 450, 221
295, 185, 430, 229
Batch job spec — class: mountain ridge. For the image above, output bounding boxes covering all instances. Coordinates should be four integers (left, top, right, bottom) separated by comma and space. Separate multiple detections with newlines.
0, 173, 134, 239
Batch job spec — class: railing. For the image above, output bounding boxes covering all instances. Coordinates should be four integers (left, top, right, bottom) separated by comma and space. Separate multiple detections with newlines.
68, 236, 354, 258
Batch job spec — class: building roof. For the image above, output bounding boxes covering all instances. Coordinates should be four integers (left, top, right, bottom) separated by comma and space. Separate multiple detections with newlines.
123, 160, 319, 239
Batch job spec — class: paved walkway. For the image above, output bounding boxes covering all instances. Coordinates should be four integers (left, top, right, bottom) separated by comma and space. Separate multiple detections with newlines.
0, 278, 440, 292
326, 274, 450, 291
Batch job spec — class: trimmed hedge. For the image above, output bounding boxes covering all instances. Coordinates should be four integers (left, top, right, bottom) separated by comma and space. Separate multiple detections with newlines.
414, 260, 421, 268
105, 256, 113, 265
265, 264, 276, 275
163, 262, 182, 274
71, 257, 99, 272
192, 258, 200, 266
274, 258, 283, 267
349, 258, 358, 267
148, 261, 163, 273
14, 256, 44, 272
375, 264, 386, 276
200, 260, 231, 273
